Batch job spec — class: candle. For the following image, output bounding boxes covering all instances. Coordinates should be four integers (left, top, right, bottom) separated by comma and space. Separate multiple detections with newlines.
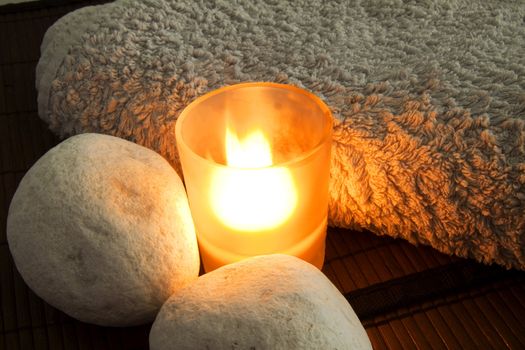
176, 82, 332, 272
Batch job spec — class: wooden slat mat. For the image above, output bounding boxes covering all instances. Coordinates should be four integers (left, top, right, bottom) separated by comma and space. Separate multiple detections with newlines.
1, 1, 524, 349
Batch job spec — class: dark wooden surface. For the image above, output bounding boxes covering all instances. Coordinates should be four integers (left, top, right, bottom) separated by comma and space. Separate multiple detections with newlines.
1, 1, 525, 349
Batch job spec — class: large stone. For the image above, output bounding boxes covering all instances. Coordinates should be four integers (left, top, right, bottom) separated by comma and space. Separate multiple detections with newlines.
7, 133, 200, 326
150, 254, 371, 350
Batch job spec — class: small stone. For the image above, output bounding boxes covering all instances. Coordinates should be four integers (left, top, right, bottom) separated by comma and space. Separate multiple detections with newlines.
7, 133, 199, 326
150, 254, 371, 350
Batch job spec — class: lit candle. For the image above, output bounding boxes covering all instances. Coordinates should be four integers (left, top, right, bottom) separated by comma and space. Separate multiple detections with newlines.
176, 83, 332, 272
211, 126, 297, 232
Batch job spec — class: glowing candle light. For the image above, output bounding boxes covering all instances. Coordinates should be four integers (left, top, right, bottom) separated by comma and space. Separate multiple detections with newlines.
210, 126, 297, 232
176, 83, 332, 272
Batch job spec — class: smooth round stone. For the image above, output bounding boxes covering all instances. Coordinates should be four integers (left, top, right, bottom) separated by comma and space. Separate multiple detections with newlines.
7, 133, 200, 326
150, 254, 372, 350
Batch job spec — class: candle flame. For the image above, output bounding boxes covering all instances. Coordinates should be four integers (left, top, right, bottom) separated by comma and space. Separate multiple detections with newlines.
226, 128, 273, 168
210, 126, 297, 231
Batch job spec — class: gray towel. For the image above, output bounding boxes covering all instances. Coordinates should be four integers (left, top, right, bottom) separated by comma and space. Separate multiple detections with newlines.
36, 0, 525, 270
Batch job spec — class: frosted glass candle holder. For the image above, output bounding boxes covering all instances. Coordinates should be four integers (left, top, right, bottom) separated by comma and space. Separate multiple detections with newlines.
176, 82, 332, 272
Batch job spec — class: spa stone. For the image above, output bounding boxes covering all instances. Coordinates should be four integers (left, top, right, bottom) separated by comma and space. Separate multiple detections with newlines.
149, 254, 372, 350
7, 133, 200, 326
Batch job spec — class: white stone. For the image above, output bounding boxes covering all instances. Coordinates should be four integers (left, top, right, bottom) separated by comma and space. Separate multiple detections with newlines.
7, 133, 200, 326
150, 254, 372, 350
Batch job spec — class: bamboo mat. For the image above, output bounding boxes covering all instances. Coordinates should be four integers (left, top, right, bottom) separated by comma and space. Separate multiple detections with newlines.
1, 1, 525, 349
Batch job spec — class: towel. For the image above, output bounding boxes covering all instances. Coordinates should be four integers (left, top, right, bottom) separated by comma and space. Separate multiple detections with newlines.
36, 0, 525, 269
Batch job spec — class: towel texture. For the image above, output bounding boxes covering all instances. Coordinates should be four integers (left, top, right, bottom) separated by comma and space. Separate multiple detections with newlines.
36, 0, 525, 269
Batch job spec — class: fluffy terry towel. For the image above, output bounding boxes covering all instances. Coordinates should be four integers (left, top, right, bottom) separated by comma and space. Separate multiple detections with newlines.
36, 0, 525, 269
